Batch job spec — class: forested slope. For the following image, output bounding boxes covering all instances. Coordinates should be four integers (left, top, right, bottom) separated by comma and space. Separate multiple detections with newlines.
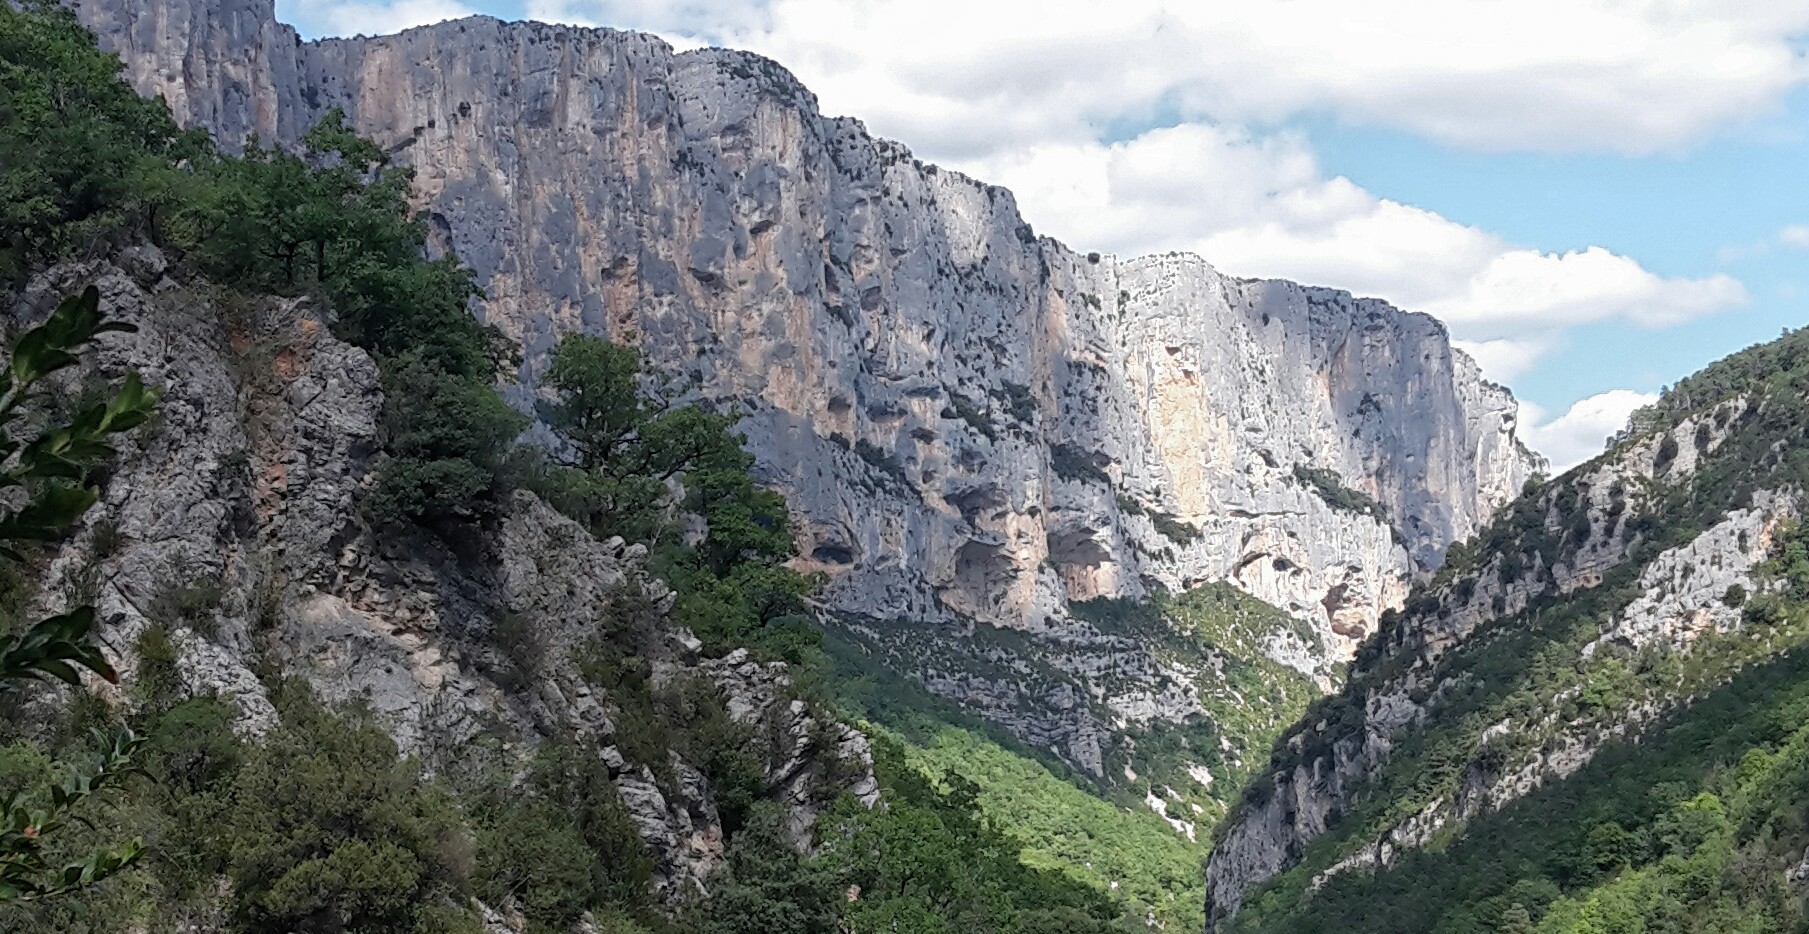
1207, 320, 1809, 932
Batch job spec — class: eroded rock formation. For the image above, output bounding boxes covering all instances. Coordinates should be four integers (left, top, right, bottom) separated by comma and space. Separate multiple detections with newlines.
74, 0, 1538, 656
13, 249, 875, 896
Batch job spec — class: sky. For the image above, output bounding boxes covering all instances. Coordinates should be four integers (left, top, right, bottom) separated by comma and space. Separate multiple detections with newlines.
276, 0, 1809, 472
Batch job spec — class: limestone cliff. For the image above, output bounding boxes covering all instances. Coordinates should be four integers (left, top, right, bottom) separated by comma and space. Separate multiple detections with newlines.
67, 0, 1538, 796
73, 0, 1536, 647
12, 248, 876, 898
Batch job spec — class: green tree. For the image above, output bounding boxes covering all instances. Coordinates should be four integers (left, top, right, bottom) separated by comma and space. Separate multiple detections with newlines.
0, 1, 206, 283
368, 351, 527, 526
468, 737, 655, 931
541, 335, 647, 471
537, 335, 760, 547
1582, 822, 1641, 876
536, 333, 817, 659
178, 109, 513, 382
224, 687, 473, 932
693, 802, 843, 934
815, 738, 1129, 934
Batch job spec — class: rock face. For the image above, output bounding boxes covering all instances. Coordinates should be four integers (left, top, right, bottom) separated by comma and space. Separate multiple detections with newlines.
66, 0, 1540, 800
73, 0, 1537, 656
1202, 390, 1798, 927
11, 250, 876, 898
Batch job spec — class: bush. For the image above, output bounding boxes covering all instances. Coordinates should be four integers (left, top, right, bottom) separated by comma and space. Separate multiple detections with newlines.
1291, 465, 1388, 522
691, 802, 842, 934
368, 352, 527, 526
475, 797, 598, 933
224, 687, 474, 932
1150, 510, 1201, 544
1050, 443, 1109, 485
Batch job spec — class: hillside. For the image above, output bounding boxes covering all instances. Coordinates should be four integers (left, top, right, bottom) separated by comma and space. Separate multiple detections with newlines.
70, 0, 1537, 787
1205, 321, 1809, 931
0, 2, 1569, 931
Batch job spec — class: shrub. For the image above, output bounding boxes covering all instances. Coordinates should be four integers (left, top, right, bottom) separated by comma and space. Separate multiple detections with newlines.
368, 352, 527, 526
224, 687, 474, 932
1050, 443, 1109, 485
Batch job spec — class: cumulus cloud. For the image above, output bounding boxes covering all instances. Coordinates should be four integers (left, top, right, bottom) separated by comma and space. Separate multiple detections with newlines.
528, 0, 1809, 155
1520, 389, 1660, 474
281, 0, 477, 38
1454, 338, 1554, 387
1781, 224, 1809, 248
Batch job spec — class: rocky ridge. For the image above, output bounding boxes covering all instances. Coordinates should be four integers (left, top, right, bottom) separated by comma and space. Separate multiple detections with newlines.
1204, 380, 1809, 926
12, 248, 876, 899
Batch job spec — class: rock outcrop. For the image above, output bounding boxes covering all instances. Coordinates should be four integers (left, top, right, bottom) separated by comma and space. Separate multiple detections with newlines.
1202, 389, 1799, 927
11, 250, 875, 897
72, 0, 1538, 661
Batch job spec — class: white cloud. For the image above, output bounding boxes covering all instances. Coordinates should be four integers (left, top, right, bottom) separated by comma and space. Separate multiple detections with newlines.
1454, 338, 1554, 387
281, 0, 477, 38
965, 125, 1747, 381
1520, 389, 1660, 474
1781, 224, 1809, 248
529, 0, 1809, 156
1419, 247, 1747, 333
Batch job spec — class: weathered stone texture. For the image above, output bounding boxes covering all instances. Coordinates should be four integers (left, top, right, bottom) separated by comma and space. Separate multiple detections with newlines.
73, 0, 1539, 664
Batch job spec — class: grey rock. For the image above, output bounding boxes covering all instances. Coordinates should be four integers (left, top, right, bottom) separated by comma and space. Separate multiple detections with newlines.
10, 255, 876, 902
74, 0, 1536, 666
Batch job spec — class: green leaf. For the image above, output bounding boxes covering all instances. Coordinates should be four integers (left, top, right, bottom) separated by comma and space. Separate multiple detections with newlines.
0, 607, 117, 686
0, 482, 99, 543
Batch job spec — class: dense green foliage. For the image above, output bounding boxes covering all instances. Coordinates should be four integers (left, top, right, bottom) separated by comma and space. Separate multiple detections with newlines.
0, 1, 207, 282
810, 738, 1133, 934
223, 688, 472, 933
375, 352, 526, 525
0, 681, 667, 933
882, 724, 1206, 930
532, 334, 818, 662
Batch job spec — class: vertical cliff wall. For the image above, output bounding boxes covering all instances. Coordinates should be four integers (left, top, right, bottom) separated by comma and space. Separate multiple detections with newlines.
71, 0, 1538, 777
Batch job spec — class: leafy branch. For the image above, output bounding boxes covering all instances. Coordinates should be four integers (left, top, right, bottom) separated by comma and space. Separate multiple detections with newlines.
0, 285, 159, 903
0, 726, 145, 902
